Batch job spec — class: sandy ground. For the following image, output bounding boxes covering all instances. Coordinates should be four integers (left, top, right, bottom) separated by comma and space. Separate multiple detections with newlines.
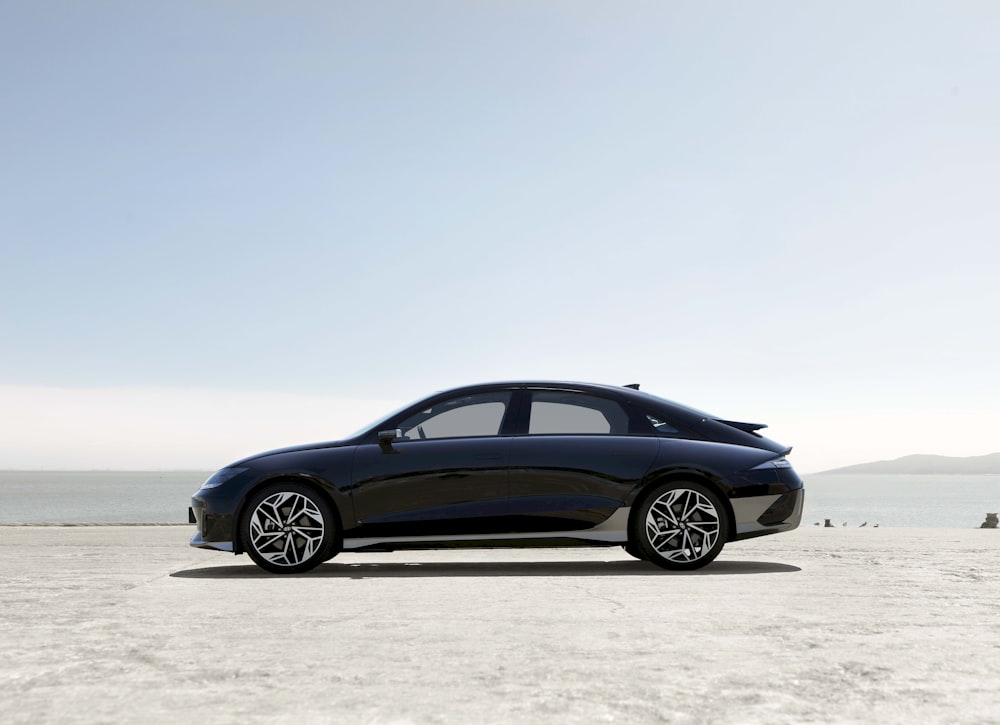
1, 526, 999, 724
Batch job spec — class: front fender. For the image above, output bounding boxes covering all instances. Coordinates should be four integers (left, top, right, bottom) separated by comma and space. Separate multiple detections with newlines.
229, 446, 358, 552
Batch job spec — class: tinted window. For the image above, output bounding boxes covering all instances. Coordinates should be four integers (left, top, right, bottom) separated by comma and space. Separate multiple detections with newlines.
397, 391, 511, 440
528, 391, 629, 435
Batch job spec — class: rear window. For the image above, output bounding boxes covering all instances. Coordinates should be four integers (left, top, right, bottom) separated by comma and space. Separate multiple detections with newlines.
625, 388, 717, 421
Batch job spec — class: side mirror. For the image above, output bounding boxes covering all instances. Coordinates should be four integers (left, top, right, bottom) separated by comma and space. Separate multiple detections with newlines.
378, 428, 402, 443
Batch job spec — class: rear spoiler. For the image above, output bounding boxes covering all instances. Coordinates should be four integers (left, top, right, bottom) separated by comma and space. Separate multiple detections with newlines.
716, 419, 768, 434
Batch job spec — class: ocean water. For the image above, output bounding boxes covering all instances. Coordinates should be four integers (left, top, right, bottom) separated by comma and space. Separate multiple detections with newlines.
0, 470, 998, 528
803, 474, 1000, 529
0, 471, 211, 524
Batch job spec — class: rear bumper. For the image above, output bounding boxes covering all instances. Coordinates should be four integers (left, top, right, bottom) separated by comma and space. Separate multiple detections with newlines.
731, 488, 803, 541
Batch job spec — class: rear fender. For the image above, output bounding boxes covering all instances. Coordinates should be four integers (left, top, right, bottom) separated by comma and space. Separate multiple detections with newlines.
626, 468, 738, 544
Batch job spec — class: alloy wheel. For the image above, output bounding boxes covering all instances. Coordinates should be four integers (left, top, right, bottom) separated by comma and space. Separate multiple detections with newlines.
644, 487, 721, 563
248, 491, 326, 567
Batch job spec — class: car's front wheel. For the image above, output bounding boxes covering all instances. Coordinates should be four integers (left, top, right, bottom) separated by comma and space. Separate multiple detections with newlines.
242, 482, 338, 574
632, 481, 729, 571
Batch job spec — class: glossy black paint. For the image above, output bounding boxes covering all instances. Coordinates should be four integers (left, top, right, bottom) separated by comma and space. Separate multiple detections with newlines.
352, 436, 513, 537
508, 435, 659, 530
190, 381, 802, 552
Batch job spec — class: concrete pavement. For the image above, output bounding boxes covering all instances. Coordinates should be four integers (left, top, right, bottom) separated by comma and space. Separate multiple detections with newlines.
2, 526, 999, 723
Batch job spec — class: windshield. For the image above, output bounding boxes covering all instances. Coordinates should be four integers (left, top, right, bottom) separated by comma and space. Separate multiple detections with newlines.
342, 400, 415, 440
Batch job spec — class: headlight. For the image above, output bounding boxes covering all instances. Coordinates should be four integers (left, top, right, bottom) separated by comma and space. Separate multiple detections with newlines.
199, 467, 248, 489
749, 457, 791, 470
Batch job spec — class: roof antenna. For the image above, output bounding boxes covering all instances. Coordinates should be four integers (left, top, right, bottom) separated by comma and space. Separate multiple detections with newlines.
624, 383, 640, 390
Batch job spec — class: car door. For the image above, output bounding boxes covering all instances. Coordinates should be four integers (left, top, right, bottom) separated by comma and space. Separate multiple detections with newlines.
351, 390, 514, 537
507, 388, 659, 531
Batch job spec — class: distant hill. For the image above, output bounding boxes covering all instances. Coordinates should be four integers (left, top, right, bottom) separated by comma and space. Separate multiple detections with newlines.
817, 452, 1000, 475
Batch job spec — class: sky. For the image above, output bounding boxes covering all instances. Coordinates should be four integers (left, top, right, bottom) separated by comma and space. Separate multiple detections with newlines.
2, 1, 998, 474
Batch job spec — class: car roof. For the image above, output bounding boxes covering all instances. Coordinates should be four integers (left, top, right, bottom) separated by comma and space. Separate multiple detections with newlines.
430, 380, 715, 417
345, 379, 785, 455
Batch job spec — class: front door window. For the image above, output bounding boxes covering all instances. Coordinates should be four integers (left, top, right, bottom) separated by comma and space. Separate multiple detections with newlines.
397, 391, 512, 440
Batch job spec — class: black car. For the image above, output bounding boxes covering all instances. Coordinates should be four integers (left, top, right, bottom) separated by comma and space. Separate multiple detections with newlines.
189, 381, 803, 573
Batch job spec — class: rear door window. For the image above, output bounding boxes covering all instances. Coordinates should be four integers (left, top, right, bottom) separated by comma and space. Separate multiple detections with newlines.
527, 391, 629, 435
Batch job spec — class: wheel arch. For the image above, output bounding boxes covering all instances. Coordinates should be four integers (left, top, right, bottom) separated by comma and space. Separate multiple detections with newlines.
233, 474, 349, 555
627, 468, 736, 543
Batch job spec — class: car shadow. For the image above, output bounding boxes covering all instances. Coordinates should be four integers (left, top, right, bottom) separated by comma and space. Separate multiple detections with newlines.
171, 558, 801, 579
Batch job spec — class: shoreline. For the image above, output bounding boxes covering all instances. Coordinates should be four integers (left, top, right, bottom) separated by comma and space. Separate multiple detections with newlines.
0, 521, 191, 526
4, 471, 998, 529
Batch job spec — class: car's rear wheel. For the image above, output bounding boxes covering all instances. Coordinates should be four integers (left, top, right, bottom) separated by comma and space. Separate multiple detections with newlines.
242, 482, 338, 574
632, 481, 728, 571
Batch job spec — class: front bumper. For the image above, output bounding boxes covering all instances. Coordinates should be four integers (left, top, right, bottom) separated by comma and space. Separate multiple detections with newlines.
189, 495, 237, 553
190, 529, 234, 552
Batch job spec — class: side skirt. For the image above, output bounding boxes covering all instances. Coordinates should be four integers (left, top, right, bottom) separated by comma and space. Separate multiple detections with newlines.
342, 507, 631, 551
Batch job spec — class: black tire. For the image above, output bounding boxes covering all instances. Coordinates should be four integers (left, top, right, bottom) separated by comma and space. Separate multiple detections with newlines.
241, 482, 339, 574
631, 481, 729, 571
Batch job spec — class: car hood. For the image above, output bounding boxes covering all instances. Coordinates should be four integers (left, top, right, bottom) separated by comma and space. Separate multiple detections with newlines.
231, 439, 351, 466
